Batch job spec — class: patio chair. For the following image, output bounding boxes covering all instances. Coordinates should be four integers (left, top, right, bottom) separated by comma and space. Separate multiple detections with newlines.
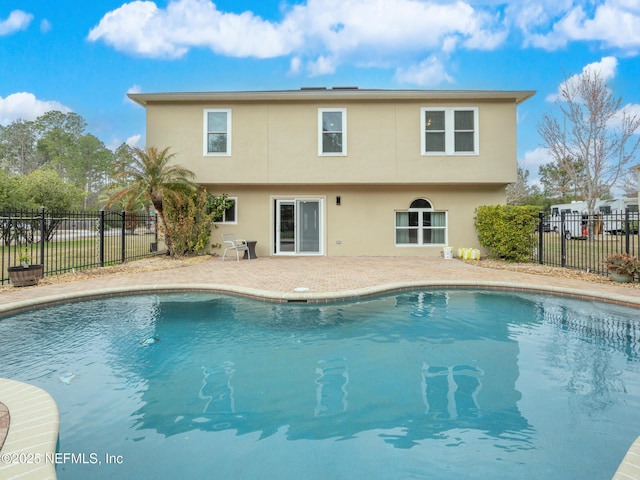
221, 233, 250, 262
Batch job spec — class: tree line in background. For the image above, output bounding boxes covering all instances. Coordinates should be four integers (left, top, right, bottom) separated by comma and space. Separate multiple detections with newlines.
0, 113, 231, 257
0, 110, 133, 210
509, 70, 639, 210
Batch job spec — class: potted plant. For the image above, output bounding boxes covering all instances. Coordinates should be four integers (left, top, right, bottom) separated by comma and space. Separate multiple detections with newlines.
603, 253, 640, 283
7, 248, 44, 287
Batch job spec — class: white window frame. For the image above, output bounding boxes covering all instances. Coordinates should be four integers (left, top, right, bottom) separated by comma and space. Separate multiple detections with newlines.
203, 108, 232, 156
318, 108, 347, 156
394, 207, 448, 247
213, 196, 238, 224
421, 107, 478, 156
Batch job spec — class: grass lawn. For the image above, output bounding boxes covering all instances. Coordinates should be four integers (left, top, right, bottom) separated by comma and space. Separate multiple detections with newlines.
2, 232, 156, 279
535, 231, 639, 274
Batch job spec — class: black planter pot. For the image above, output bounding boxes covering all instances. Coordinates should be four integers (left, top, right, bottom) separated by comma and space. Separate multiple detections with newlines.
7, 264, 44, 287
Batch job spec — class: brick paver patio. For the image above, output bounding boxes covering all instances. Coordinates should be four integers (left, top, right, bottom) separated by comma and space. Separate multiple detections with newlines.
1, 256, 639, 313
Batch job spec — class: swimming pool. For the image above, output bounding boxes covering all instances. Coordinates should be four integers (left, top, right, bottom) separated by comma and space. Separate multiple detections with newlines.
1, 290, 639, 479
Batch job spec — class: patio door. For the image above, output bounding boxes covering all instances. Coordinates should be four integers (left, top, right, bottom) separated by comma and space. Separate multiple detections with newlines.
275, 199, 323, 255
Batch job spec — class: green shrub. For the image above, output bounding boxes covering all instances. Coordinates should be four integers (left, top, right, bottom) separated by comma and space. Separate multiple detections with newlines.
474, 205, 539, 261
206, 193, 235, 224
163, 189, 216, 257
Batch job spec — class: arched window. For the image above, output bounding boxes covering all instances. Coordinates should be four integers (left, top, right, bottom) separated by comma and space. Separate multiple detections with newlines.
410, 199, 432, 209
395, 198, 447, 246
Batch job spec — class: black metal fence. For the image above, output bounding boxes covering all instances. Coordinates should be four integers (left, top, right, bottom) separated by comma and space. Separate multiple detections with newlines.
533, 209, 639, 275
1, 207, 160, 285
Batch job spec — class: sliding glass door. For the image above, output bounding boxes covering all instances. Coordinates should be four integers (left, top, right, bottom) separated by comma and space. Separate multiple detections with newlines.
275, 199, 323, 255
276, 200, 296, 253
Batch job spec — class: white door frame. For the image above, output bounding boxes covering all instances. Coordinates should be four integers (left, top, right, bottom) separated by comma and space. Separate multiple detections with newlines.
273, 197, 324, 255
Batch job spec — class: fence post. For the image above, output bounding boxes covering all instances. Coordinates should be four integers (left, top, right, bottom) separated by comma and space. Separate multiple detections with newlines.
538, 212, 544, 264
8, 212, 13, 266
153, 212, 158, 247
99, 210, 105, 267
121, 210, 126, 264
39, 206, 46, 267
560, 211, 567, 268
624, 208, 630, 255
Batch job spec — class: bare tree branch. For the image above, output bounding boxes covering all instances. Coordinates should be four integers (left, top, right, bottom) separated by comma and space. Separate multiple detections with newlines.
538, 70, 640, 214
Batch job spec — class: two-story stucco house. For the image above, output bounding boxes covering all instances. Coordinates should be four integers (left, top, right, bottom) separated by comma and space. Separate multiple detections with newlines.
128, 87, 535, 257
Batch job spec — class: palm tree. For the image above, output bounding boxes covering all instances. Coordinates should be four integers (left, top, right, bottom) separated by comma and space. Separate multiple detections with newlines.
107, 146, 196, 255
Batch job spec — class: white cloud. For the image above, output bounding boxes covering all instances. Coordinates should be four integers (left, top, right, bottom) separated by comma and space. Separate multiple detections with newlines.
0, 10, 33, 35
519, 147, 553, 186
505, 0, 576, 49
520, 0, 640, 52
105, 134, 143, 152
288, 57, 302, 75
0, 92, 71, 126
546, 56, 618, 102
611, 102, 640, 134
582, 55, 618, 80
88, 0, 297, 59
88, 1, 185, 58
461, 8, 509, 50
395, 56, 454, 87
87, 0, 640, 83
288, 0, 507, 60
87, 0, 508, 83
125, 134, 142, 147
442, 36, 459, 55
125, 84, 142, 104
40, 19, 52, 34
306, 55, 337, 76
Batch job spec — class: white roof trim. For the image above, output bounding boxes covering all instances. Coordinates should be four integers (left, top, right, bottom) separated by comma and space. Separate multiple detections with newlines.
128, 88, 536, 107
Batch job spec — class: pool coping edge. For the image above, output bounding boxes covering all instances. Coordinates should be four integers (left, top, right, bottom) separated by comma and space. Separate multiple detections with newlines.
0, 378, 59, 480
1, 281, 639, 317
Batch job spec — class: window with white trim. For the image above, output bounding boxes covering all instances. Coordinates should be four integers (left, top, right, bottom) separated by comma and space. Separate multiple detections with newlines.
421, 107, 478, 155
318, 108, 347, 155
204, 109, 231, 156
395, 199, 447, 246
213, 197, 237, 224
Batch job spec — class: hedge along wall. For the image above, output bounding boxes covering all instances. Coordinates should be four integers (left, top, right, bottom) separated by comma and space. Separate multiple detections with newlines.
474, 205, 540, 261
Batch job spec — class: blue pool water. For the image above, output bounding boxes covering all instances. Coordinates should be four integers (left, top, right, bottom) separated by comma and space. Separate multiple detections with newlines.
1, 290, 640, 480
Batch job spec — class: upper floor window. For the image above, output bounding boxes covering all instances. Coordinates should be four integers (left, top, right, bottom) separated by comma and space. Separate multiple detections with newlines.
421, 107, 478, 155
318, 108, 347, 156
204, 109, 231, 156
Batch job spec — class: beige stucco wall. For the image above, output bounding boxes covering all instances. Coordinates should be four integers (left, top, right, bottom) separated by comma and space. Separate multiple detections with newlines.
208, 184, 505, 257
141, 92, 521, 257
145, 99, 518, 185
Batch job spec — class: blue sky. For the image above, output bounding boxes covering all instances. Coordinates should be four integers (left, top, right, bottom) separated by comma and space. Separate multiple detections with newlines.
1, 0, 639, 184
